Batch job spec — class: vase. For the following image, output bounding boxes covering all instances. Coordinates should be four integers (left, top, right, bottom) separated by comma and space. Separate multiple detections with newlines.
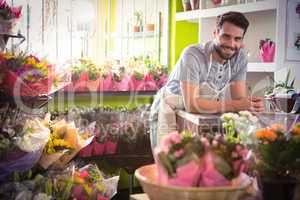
190, 0, 200, 10
259, 176, 297, 200
182, 0, 192, 11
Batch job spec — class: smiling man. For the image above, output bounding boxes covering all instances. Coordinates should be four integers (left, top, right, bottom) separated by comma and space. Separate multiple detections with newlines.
149, 11, 264, 147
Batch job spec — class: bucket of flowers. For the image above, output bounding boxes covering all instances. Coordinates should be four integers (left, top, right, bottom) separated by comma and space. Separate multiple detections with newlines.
253, 122, 300, 200
0, 0, 22, 35
0, 52, 54, 96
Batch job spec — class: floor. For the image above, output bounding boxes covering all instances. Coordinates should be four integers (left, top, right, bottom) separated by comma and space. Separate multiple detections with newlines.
112, 187, 144, 200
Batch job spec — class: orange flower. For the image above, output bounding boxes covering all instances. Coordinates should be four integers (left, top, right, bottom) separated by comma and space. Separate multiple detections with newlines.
291, 123, 300, 135
269, 124, 285, 132
255, 128, 277, 141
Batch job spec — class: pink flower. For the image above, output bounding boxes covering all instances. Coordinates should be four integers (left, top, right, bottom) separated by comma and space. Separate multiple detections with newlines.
160, 132, 181, 153
79, 170, 89, 179
0, 0, 6, 9
174, 149, 184, 158
11, 6, 22, 18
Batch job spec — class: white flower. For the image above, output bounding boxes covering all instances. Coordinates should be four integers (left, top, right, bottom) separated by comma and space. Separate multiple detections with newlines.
16, 118, 50, 152
221, 113, 239, 121
33, 193, 52, 200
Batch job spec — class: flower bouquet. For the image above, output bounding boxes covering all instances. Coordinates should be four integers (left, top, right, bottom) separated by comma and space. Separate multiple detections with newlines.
259, 38, 275, 62
0, 0, 22, 35
155, 131, 251, 188
0, 116, 50, 181
0, 52, 54, 96
39, 115, 94, 169
254, 122, 300, 200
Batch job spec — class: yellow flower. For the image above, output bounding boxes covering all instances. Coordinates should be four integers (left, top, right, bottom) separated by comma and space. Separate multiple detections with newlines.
26, 57, 37, 65
291, 123, 300, 135
3, 52, 14, 59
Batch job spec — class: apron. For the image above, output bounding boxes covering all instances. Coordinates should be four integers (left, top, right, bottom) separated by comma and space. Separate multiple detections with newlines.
155, 54, 232, 145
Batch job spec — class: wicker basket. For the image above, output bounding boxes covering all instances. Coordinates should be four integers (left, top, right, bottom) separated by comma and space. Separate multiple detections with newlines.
135, 164, 252, 200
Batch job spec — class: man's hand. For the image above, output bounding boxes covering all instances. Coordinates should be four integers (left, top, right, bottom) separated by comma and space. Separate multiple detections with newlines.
248, 96, 264, 112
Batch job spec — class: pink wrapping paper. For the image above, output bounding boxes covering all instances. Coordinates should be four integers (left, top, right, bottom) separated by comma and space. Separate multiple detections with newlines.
130, 75, 145, 91
260, 42, 275, 62
104, 141, 117, 155
87, 79, 100, 91
99, 73, 113, 91
157, 74, 168, 89
79, 142, 93, 157
199, 152, 231, 187
112, 75, 130, 91
92, 130, 105, 156
2, 70, 52, 96
144, 73, 159, 91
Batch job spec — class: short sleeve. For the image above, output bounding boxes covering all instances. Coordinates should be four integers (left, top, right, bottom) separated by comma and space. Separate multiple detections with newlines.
231, 49, 248, 81
178, 47, 205, 85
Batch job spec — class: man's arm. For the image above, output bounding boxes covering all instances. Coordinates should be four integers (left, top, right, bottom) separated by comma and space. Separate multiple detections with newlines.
180, 80, 251, 114
230, 80, 247, 100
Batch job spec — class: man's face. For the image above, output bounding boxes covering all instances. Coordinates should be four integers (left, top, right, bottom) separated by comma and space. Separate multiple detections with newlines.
214, 21, 245, 60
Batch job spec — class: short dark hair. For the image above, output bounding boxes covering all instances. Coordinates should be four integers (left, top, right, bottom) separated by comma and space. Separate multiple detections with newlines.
216, 11, 249, 35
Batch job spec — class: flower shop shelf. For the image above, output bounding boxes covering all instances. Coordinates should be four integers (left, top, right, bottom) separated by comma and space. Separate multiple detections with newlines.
81, 154, 154, 173
111, 31, 161, 39
0, 82, 70, 108
58, 91, 158, 97
247, 62, 276, 72
176, 0, 277, 21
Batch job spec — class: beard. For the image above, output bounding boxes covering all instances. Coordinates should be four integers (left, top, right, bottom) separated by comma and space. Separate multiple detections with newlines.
214, 44, 238, 60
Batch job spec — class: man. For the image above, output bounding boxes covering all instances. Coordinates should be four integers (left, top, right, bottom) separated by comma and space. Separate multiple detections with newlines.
150, 11, 264, 147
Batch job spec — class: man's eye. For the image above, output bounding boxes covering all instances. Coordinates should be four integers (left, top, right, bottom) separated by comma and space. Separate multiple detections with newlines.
222, 35, 231, 40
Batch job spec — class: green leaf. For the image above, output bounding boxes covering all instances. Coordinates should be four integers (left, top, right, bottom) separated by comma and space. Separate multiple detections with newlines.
284, 69, 291, 88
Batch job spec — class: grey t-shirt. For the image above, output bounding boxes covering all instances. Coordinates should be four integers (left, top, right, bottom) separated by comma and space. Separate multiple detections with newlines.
150, 41, 248, 120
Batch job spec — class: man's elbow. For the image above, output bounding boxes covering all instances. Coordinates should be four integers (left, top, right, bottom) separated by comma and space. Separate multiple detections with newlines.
183, 100, 198, 113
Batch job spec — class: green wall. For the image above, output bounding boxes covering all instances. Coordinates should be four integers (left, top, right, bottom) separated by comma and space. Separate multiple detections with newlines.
169, 0, 199, 69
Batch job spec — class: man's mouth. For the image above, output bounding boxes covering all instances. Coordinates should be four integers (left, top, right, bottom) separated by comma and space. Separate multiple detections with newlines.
221, 45, 235, 52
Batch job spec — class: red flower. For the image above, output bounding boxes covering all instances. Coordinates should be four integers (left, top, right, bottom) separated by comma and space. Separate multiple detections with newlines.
79, 170, 90, 179
10, 6, 22, 18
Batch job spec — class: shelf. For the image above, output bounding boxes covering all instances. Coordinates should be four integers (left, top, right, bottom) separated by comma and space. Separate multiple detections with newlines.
57, 90, 158, 98
110, 31, 160, 39
247, 62, 276, 72
176, 0, 277, 21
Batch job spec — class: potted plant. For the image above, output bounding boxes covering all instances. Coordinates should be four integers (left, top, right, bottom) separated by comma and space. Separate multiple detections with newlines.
85, 60, 100, 91
182, 0, 191, 11
254, 123, 300, 200
190, 0, 200, 10
265, 69, 297, 113
133, 11, 143, 32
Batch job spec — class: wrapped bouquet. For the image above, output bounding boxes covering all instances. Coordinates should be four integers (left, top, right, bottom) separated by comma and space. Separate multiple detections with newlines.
0, 116, 50, 181
39, 114, 94, 169
0, 52, 54, 96
0, 0, 22, 35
